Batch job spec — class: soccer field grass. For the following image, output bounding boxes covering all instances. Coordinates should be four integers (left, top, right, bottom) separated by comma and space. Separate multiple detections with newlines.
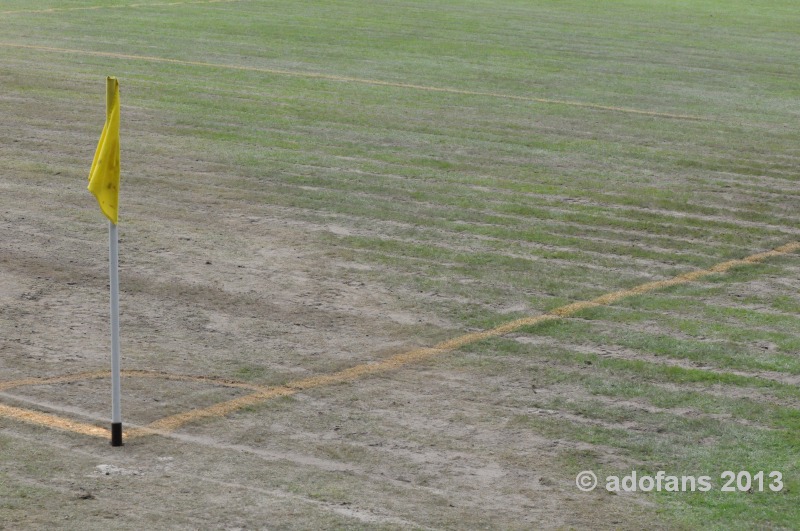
1, 1, 799, 528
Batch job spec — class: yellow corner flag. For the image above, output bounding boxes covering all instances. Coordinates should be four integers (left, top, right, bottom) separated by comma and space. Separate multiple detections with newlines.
88, 77, 120, 224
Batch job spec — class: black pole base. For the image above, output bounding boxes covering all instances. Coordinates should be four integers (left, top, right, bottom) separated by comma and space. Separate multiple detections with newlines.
111, 422, 123, 447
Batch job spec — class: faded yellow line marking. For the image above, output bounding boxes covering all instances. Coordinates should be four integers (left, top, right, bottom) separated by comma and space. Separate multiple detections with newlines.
2, 241, 797, 439
0, 0, 246, 16
0, 369, 266, 393
138, 241, 800, 436
0, 403, 109, 438
0, 370, 268, 438
0, 41, 706, 121
123, 369, 268, 391
0, 370, 109, 392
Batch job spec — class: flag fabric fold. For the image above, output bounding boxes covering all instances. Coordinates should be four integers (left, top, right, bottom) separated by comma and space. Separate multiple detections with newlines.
88, 77, 120, 224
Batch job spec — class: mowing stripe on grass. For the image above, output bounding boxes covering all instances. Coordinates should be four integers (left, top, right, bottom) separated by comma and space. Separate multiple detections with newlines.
0, 41, 707, 121
135, 241, 800, 436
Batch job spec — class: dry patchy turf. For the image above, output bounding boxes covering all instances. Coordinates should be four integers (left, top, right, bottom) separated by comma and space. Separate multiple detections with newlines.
1, 0, 800, 529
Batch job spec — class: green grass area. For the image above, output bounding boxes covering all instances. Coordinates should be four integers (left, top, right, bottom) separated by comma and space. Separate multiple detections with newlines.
456, 321, 800, 528
2, 0, 799, 528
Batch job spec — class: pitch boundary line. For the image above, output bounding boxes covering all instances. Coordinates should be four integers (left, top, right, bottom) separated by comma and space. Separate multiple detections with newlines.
0, 41, 706, 121
0, 369, 268, 393
0, 0, 247, 16
4, 242, 796, 439
0, 370, 268, 439
0, 403, 110, 438
136, 241, 800, 436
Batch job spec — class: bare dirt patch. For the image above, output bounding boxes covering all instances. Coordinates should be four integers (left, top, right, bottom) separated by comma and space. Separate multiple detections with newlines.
0, 108, 663, 529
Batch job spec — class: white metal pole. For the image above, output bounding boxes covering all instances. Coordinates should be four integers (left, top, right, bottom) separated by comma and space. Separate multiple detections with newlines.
109, 220, 122, 446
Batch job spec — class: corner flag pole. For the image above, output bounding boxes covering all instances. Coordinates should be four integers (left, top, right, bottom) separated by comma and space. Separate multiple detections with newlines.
105, 78, 123, 447
109, 219, 122, 446
88, 77, 123, 446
